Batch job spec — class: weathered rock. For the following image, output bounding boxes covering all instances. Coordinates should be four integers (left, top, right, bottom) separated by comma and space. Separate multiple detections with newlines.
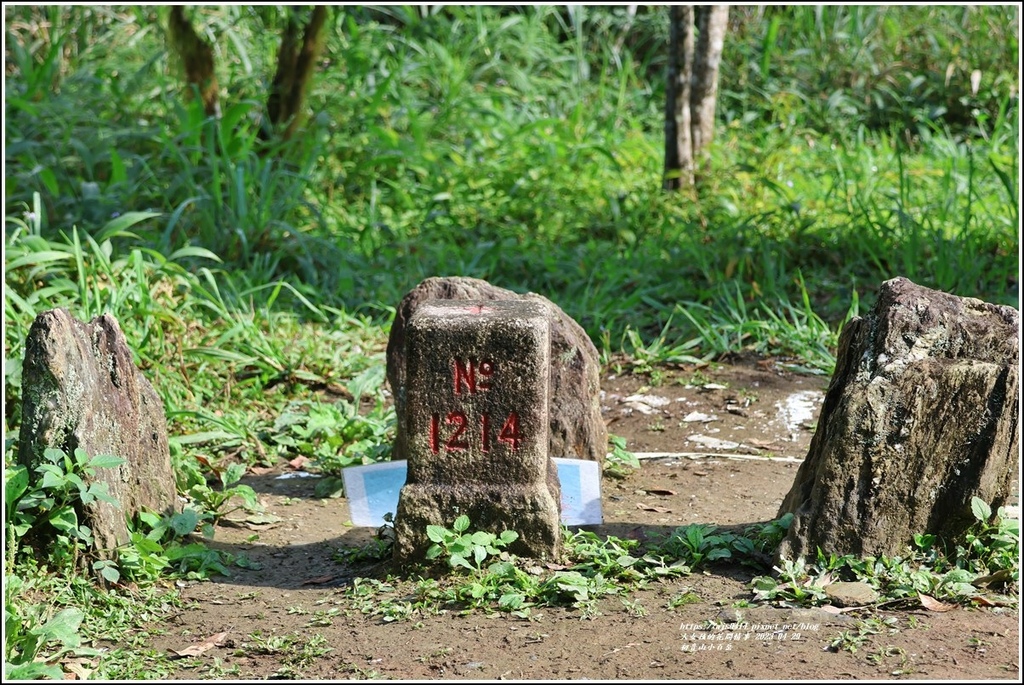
386, 276, 607, 463
778, 277, 1019, 560
393, 300, 561, 563
18, 308, 179, 559
824, 582, 878, 608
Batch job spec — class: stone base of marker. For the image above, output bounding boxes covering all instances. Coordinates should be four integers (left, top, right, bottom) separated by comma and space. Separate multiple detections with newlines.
393, 299, 562, 564
395, 484, 562, 562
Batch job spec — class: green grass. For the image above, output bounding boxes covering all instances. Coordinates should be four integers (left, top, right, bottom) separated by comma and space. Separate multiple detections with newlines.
3, 5, 1019, 678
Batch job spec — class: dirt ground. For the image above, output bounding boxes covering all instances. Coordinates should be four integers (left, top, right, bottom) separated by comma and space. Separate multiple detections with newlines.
142, 360, 1020, 681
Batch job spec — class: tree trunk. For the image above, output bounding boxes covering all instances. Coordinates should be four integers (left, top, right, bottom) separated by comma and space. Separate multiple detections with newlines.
691, 6, 729, 156
664, 5, 729, 190
663, 5, 694, 190
167, 6, 220, 117
264, 6, 329, 141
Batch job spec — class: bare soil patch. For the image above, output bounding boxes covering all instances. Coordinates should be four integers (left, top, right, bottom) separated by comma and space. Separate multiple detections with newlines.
142, 360, 1020, 680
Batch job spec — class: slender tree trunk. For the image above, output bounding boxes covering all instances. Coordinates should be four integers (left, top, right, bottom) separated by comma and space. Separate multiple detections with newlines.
691, 5, 729, 156
264, 6, 329, 141
664, 5, 729, 190
167, 6, 220, 117
664, 5, 694, 190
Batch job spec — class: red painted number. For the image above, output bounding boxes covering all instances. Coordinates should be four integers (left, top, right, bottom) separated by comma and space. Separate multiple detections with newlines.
497, 412, 522, 450
428, 411, 523, 452
444, 411, 469, 450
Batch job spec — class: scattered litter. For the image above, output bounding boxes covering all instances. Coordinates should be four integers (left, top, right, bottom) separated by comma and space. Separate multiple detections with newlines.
681, 411, 718, 423
725, 405, 748, 417
628, 451, 804, 464
275, 472, 321, 479
687, 435, 741, 450
701, 383, 729, 391
622, 394, 672, 415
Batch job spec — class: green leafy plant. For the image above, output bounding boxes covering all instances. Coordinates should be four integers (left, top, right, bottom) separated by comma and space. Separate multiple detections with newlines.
425, 515, 519, 572
604, 434, 640, 479
6, 448, 124, 566
958, 496, 1020, 576
3, 598, 96, 680
268, 398, 394, 497
186, 462, 261, 527
656, 524, 741, 567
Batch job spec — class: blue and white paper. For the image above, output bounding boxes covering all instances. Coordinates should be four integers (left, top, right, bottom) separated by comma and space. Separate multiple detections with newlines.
342, 458, 602, 527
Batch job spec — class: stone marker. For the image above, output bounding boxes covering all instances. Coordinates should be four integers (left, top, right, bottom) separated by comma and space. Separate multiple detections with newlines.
386, 276, 606, 464
777, 277, 1019, 560
18, 308, 179, 560
393, 299, 562, 563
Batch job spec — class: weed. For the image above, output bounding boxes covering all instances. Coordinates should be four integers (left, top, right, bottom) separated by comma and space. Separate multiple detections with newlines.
6, 447, 124, 567
667, 589, 702, 609
426, 515, 519, 572
604, 435, 640, 479
620, 598, 648, 617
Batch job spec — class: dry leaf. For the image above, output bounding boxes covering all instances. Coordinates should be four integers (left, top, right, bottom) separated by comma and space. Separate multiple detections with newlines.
64, 659, 94, 681
645, 488, 677, 496
636, 503, 671, 513
749, 439, 777, 448
249, 466, 274, 476
918, 593, 956, 612
288, 455, 310, 470
972, 568, 1013, 588
971, 594, 1015, 608
301, 575, 336, 586
819, 604, 857, 614
171, 631, 229, 658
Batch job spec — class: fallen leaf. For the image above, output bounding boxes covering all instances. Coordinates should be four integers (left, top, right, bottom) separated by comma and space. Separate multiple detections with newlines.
819, 604, 857, 614
749, 439, 778, 448
972, 568, 1013, 588
301, 575, 336, 586
249, 466, 274, 476
971, 594, 1016, 608
64, 659, 94, 681
636, 503, 671, 513
645, 489, 677, 496
243, 512, 282, 525
918, 593, 956, 612
171, 631, 228, 658
288, 456, 310, 470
